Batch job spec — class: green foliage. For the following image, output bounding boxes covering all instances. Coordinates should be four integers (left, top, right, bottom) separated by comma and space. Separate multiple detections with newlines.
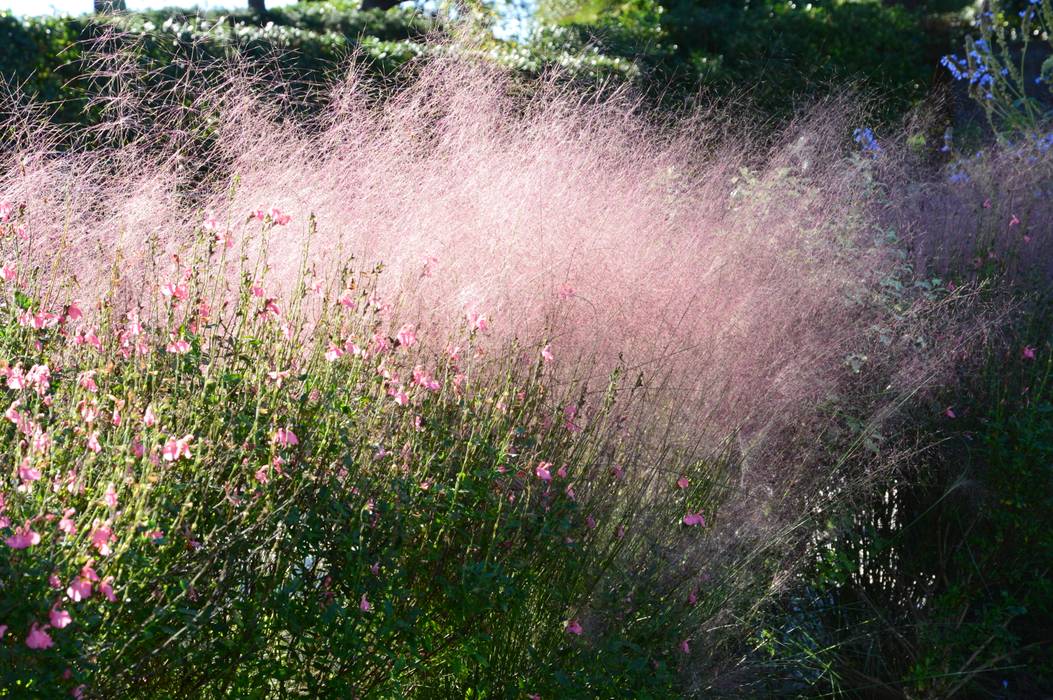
764, 331, 1053, 697
536, 0, 963, 118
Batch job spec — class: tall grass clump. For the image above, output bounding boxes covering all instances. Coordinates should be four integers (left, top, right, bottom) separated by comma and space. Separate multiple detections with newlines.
0, 35, 1020, 697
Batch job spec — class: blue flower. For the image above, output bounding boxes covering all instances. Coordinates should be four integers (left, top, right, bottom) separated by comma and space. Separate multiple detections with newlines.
853, 127, 881, 155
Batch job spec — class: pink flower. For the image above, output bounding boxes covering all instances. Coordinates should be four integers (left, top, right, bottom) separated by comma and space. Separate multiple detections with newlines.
58, 509, 77, 536
166, 339, 191, 354
391, 389, 409, 407
268, 207, 291, 226
67, 576, 93, 603
359, 593, 371, 612
565, 619, 583, 635
162, 434, 194, 461
161, 282, 189, 302
49, 607, 72, 629
90, 522, 115, 556
103, 484, 118, 509
98, 577, 117, 602
611, 465, 624, 480
18, 461, 41, 484
396, 324, 418, 348
676, 476, 689, 490
1009, 214, 1021, 227
535, 461, 553, 482
0, 201, 12, 222
944, 406, 956, 419
982, 198, 991, 209
1023, 346, 1037, 360
263, 298, 282, 319
78, 371, 98, 393
541, 344, 554, 362
412, 367, 441, 392
466, 310, 489, 332
682, 512, 706, 527
679, 639, 691, 654
274, 427, 299, 448
143, 405, 158, 428
586, 515, 597, 530
86, 432, 102, 454
6, 522, 41, 549
687, 588, 698, 606
267, 369, 291, 386
79, 399, 99, 424
337, 288, 356, 309
25, 623, 53, 650
556, 465, 568, 479
325, 344, 344, 362
0, 263, 15, 283
0, 624, 6, 639
65, 302, 83, 322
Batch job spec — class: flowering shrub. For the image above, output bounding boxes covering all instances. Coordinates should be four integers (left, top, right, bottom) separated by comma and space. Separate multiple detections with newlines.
0, 210, 738, 695
941, 0, 1053, 134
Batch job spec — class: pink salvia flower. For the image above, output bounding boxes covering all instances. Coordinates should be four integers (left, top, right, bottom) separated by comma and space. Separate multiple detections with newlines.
268, 207, 291, 226
78, 371, 98, 393
541, 344, 554, 362
1023, 346, 1037, 360
49, 607, 72, 629
536, 462, 553, 482
1009, 214, 1021, 227
274, 427, 299, 448
98, 577, 117, 602
58, 509, 77, 536
682, 512, 706, 527
160, 282, 189, 302
103, 484, 118, 509
466, 310, 489, 332
945, 406, 956, 419
162, 434, 193, 461
143, 405, 158, 428
565, 619, 583, 635
676, 476, 689, 490
5, 522, 41, 549
90, 522, 115, 556
25, 623, 53, 650
325, 344, 344, 362
166, 339, 191, 354
67, 577, 92, 602
86, 432, 102, 454
18, 461, 41, 484
359, 593, 371, 612
679, 639, 691, 654
396, 324, 418, 348
0, 263, 15, 283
